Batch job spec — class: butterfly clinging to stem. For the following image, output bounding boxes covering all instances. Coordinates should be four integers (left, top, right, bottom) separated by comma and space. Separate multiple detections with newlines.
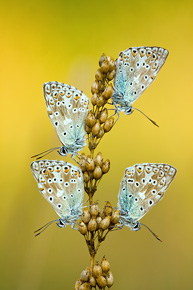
118, 163, 177, 241
32, 82, 89, 162
31, 160, 84, 236
112, 46, 169, 126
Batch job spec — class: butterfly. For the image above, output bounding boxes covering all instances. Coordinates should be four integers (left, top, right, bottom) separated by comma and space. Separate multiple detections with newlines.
31, 160, 84, 234
42, 81, 89, 159
112, 46, 169, 122
118, 163, 177, 239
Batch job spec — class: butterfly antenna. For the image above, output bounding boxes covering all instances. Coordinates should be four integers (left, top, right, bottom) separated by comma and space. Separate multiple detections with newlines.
31, 147, 61, 160
140, 223, 162, 242
132, 107, 159, 127
34, 219, 58, 237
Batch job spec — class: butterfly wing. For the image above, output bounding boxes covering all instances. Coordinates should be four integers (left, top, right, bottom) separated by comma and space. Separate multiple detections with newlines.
113, 47, 169, 106
31, 160, 84, 220
43, 82, 89, 151
118, 163, 177, 223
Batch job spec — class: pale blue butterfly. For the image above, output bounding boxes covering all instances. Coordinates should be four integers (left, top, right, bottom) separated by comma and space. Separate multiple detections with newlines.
118, 163, 177, 240
33, 82, 89, 160
112, 47, 169, 125
31, 160, 84, 235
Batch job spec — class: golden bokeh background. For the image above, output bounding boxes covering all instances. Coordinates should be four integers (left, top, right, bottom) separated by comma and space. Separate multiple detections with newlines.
1, 0, 193, 289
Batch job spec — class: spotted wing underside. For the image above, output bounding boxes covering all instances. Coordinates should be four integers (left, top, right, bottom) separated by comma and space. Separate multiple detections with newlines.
118, 163, 177, 222
31, 160, 84, 220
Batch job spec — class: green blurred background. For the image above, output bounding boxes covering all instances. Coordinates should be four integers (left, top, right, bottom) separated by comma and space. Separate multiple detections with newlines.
1, 0, 193, 289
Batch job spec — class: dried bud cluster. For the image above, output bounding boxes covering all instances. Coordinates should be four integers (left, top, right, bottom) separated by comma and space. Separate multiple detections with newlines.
75, 257, 113, 289
85, 54, 116, 152
79, 152, 110, 196
79, 201, 120, 236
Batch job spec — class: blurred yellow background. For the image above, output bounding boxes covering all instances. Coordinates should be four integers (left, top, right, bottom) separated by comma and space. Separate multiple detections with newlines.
1, 0, 193, 289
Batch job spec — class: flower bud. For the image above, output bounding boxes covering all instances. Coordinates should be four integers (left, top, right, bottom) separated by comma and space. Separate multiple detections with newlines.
79, 155, 87, 172
101, 256, 110, 273
91, 93, 97, 106
96, 276, 107, 288
94, 152, 103, 167
92, 120, 101, 136
100, 59, 109, 73
83, 171, 90, 182
99, 53, 107, 67
96, 216, 102, 225
85, 111, 96, 127
79, 221, 87, 235
89, 276, 96, 287
109, 59, 116, 71
90, 204, 99, 217
75, 280, 82, 290
85, 124, 92, 134
93, 263, 102, 278
99, 216, 111, 230
95, 69, 103, 81
102, 159, 110, 174
99, 108, 108, 124
107, 70, 116, 81
102, 85, 113, 100
103, 117, 114, 132
111, 209, 120, 224
91, 81, 99, 94
96, 95, 106, 107
79, 282, 91, 290
103, 201, 112, 216
88, 218, 97, 232
93, 166, 103, 180
96, 128, 104, 139
80, 268, 90, 282
86, 156, 95, 171
82, 209, 91, 224
106, 271, 114, 288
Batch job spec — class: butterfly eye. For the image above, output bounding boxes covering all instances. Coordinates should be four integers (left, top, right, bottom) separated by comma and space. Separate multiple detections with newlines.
125, 107, 132, 115
59, 147, 67, 156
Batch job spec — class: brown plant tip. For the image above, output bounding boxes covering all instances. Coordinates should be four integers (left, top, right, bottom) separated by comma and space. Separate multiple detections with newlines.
83, 171, 90, 183
111, 209, 120, 225
102, 84, 113, 100
89, 276, 96, 287
102, 159, 110, 174
79, 282, 91, 290
96, 275, 107, 288
99, 216, 111, 230
88, 218, 97, 232
81, 209, 91, 224
92, 120, 101, 136
85, 111, 96, 128
94, 152, 103, 167
101, 256, 110, 273
91, 81, 99, 94
74, 280, 82, 290
90, 203, 100, 217
91, 93, 97, 106
93, 166, 103, 180
103, 201, 113, 216
98, 108, 108, 124
85, 156, 95, 171
79, 221, 87, 235
93, 263, 102, 278
106, 271, 114, 288
103, 117, 114, 133
80, 268, 90, 282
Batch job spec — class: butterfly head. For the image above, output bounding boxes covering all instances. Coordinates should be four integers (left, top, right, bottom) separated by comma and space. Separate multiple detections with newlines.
57, 219, 66, 228
59, 146, 68, 156
124, 106, 133, 115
